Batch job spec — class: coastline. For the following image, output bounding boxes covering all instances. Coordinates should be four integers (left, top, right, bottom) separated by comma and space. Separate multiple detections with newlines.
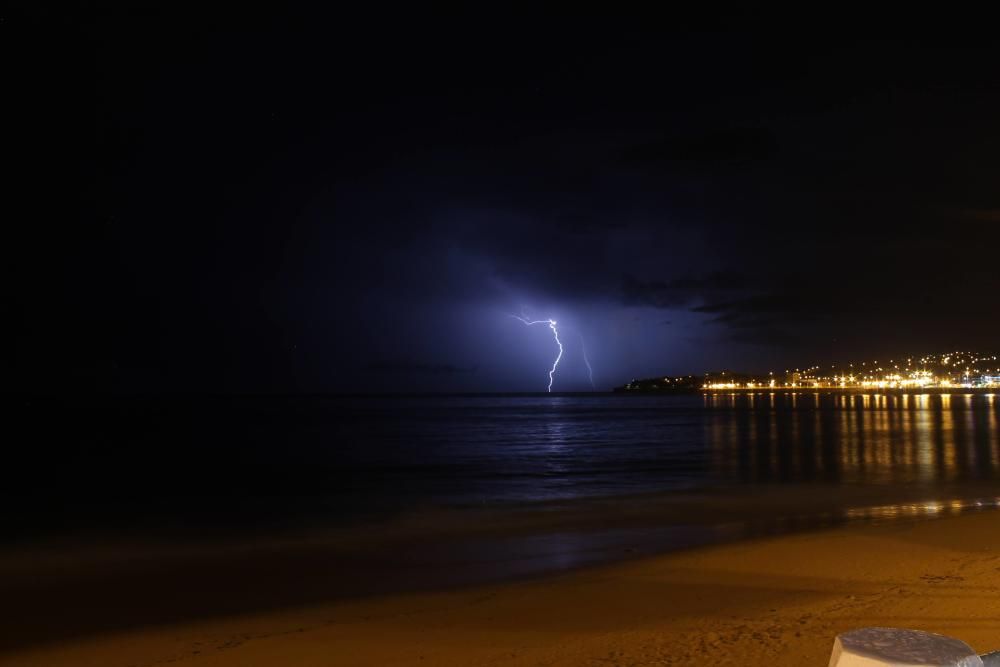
3, 493, 1000, 666
619, 387, 1000, 394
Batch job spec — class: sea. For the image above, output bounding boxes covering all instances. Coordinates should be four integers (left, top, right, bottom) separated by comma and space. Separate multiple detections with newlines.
8, 392, 1000, 573
0, 392, 1000, 652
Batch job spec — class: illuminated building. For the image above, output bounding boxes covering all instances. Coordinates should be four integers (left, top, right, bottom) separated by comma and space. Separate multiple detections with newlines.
616, 351, 1000, 392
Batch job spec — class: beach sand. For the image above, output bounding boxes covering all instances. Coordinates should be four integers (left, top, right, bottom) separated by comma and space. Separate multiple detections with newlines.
3, 509, 1000, 666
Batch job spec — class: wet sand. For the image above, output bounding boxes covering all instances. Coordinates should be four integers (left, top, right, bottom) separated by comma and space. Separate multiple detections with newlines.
3, 506, 1000, 666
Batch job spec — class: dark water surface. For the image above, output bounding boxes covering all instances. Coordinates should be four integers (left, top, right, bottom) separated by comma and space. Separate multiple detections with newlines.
323, 391, 1000, 503
4, 393, 1000, 651
10, 393, 1000, 526
9, 392, 1000, 540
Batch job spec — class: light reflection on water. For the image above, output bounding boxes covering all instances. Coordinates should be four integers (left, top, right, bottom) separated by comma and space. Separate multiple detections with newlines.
703, 392, 1000, 487
311, 392, 1000, 512
12, 393, 1000, 566
29, 393, 998, 529
841, 496, 1000, 523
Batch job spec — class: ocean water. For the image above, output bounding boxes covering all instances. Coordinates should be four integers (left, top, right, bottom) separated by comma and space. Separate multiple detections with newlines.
6, 390, 1000, 637
9, 392, 1000, 541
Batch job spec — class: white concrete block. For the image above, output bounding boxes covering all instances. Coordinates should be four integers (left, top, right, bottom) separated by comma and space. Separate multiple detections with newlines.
829, 627, 983, 667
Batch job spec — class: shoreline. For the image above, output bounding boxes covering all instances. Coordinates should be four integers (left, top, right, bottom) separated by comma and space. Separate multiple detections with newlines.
3, 491, 1000, 665
5, 508, 999, 666
620, 387, 1000, 394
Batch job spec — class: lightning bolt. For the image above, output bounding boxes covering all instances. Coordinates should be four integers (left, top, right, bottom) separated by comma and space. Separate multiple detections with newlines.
511, 314, 563, 392
579, 333, 596, 390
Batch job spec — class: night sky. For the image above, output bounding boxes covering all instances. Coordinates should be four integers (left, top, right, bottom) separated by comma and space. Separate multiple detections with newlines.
8, 9, 1000, 393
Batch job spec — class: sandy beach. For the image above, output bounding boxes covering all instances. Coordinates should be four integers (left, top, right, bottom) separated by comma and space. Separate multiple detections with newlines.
3, 508, 999, 666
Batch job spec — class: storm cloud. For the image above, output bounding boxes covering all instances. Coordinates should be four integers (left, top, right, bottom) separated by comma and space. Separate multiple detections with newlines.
9, 10, 1000, 392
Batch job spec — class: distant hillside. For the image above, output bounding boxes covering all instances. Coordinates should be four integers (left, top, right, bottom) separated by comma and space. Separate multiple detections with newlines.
615, 351, 1000, 392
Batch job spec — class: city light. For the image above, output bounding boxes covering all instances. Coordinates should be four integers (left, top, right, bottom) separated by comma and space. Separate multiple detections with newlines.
696, 351, 1000, 390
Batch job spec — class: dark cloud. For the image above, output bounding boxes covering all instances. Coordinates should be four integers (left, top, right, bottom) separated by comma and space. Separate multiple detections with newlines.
364, 361, 479, 376
962, 209, 1000, 223
621, 127, 779, 166
691, 294, 818, 345
621, 272, 749, 309
9, 11, 1000, 391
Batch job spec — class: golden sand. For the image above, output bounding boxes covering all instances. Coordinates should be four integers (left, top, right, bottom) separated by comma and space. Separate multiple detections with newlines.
4, 510, 1000, 666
